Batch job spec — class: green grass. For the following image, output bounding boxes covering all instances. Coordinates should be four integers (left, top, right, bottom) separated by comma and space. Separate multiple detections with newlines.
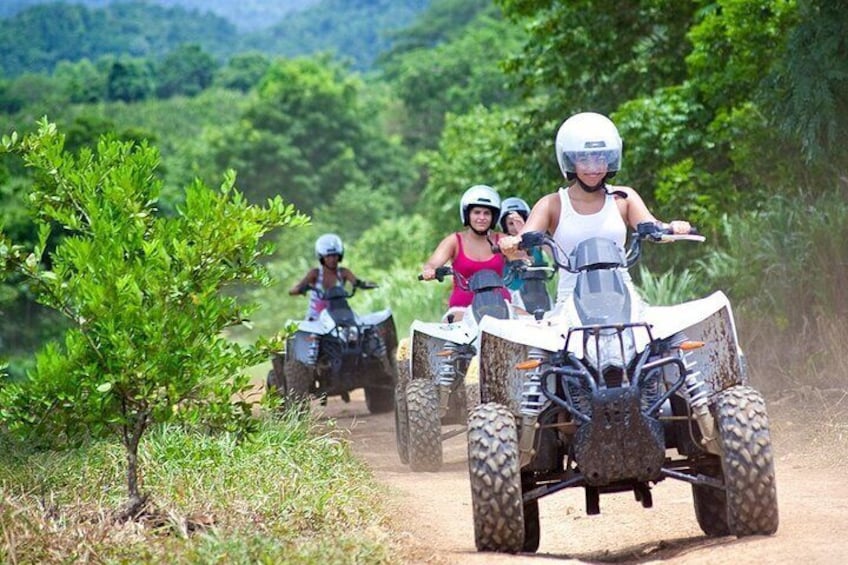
0, 410, 395, 564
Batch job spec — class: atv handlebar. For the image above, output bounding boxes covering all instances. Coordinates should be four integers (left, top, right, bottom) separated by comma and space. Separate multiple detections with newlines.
298, 279, 378, 299
518, 221, 703, 272
417, 266, 473, 290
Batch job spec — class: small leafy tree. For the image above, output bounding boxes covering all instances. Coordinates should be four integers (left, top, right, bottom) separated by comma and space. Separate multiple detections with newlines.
0, 120, 308, 516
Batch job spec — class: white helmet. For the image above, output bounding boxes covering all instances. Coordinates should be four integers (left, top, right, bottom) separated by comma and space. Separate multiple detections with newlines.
315, 233, 344, 262
555, 112, 622, 180
498, 196, 531, 232
459, 184, 501, 230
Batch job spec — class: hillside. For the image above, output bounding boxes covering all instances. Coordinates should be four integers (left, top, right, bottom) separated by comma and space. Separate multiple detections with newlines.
0, 0, 321, 31
243, 0, 430, 70
0, 0, 432, 76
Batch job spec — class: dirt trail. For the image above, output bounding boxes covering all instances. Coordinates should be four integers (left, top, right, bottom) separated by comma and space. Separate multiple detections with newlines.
314, 388, 848, 565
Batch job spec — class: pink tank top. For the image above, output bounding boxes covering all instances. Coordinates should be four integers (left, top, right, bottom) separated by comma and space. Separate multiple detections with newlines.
449, 233, 509, 307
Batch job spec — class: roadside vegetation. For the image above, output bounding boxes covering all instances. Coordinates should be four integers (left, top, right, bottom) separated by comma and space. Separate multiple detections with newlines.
0, 410, 395, 564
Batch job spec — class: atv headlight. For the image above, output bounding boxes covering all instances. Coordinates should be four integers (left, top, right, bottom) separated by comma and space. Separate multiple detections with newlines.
584, 328, 636, 372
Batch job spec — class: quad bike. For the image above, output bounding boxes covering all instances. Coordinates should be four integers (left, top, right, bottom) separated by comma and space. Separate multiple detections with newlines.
394, 266, 520, 472
467, 223, 779, 553
267, 280, 397, 414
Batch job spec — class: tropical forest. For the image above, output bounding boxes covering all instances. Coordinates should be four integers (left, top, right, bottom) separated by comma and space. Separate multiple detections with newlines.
0, 0, 846, 562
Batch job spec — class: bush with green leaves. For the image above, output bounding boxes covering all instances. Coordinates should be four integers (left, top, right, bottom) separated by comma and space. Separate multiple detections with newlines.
0, 120, 307, 513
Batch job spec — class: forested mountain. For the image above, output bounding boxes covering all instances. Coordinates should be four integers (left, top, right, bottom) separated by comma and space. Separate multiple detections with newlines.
0, 3, 237, 76
243, 0, 430, 70
0, 0, 432, 76
0, 0, 321, 31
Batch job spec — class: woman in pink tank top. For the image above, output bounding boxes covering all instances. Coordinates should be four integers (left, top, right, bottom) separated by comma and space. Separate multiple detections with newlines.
421, 185, 510, 320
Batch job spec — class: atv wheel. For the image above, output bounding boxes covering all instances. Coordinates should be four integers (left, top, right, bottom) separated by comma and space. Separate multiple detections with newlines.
467, 402, 525, 553
365, 385, 395, 414
713, 385, 779, 536
282, 356, 314, 410
406, 379, 442, 472
466, 382, 482, 412
443, 379, 468, 425
522, 499, 540, 553
265, 369, 282, 396
394, 381, 410, 464
692, 479, 730, 536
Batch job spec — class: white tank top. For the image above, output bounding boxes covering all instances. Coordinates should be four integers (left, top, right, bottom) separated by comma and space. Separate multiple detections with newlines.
552, 186, 628, 303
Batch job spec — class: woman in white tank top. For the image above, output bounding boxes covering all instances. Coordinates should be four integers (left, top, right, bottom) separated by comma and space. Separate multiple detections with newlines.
499, 112, 692, 304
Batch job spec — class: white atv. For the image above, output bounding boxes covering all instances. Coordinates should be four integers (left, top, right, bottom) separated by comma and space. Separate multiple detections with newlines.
395, 267, 519, 472
468, 223, 778, 553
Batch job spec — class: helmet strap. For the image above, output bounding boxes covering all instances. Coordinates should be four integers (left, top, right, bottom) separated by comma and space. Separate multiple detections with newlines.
470, 226, 490, 237
576, 178, 606, 193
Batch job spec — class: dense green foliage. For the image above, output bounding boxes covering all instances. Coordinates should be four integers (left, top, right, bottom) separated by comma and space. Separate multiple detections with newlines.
0, 3, 236, 76
205, 56, 413, 221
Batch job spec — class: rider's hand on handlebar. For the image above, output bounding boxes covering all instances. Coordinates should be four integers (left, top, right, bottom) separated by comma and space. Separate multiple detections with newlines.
666, 220, 692, 235
420, 265, 436, 280
499, 235, 521, 257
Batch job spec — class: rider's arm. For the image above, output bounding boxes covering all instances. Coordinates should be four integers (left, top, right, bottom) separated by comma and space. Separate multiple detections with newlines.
500, 193, 559, 256
619, 186, 690, 234
421, 233, 458, 280
341, 268, 359, 287
521, 193, 559, 235
289, 268, 318, 295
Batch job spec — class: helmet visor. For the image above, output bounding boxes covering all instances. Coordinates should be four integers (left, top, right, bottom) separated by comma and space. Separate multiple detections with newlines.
569, 152, 610, 174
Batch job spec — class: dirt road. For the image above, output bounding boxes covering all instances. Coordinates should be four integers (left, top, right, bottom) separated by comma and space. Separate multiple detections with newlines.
314, 388, 848, 565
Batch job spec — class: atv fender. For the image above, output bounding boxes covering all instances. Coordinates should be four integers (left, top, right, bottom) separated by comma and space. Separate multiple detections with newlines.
359, 308, 393, 327
290, 318, 329, 336
644, 291, 745, 392
409, 316, 477, 383
478, 315, 569, 353
287, 330, 318, 365
476, 328, 535, 412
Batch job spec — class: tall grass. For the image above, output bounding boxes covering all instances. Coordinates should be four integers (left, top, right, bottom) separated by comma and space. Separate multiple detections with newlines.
634, 265, 703, 306
0, 410, 395, 564
700, 188, 848, 391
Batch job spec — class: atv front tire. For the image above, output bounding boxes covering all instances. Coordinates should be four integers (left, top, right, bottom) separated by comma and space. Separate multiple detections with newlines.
713, 385, 779, 536
394, 381, 410, 464
467, 402, 525, 553
365, 384, 395, 414
282, 356, 313, 410
692, 478, 730, 536
406, 379, 442, 472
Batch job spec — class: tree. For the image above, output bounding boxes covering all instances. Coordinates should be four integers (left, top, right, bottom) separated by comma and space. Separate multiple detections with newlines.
105, 56, 154, 102
0, 121, 308, 516
53, 58, 107, 104
762, 0, 848, 171
380, 7, 523, 150
215, 52, 270, 93
211, 56, 411, 212
155, 44, 218, 99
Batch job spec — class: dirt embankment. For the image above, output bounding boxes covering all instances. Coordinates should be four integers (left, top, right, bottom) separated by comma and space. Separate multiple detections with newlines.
316, 388, 848, 565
